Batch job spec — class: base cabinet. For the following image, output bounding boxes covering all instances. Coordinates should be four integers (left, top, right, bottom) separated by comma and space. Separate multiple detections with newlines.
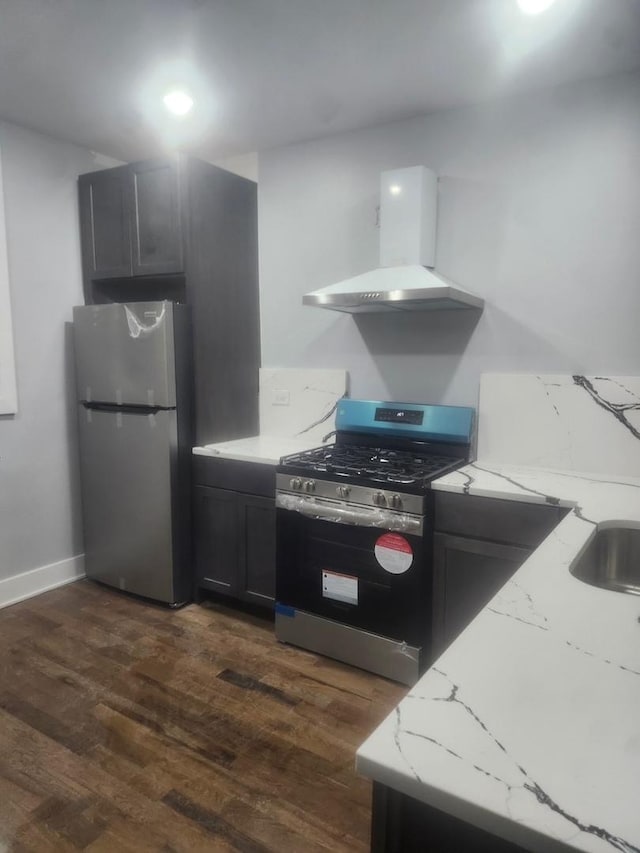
432, 492, 567, 657
371, 783, 527, 853
193, 457, 276, 608
432, 533, 530, 658
241, 495, 277, 603
194, 485, 239, 596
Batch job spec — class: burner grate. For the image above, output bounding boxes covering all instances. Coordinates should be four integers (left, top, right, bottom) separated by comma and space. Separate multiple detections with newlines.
281, 444, 461, 489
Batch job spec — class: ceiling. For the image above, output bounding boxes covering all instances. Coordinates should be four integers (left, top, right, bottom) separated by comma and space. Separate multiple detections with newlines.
0, 0, 638, 163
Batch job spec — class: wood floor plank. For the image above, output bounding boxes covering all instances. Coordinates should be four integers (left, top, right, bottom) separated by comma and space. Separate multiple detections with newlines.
0, 775, 44, 843
0, 580, 405, 851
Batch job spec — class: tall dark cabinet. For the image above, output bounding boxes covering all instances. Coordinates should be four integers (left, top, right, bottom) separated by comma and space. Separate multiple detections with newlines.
78, 153, 260, 446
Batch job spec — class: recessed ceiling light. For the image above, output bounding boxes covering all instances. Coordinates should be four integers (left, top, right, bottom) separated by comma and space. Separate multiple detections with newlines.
517, 0, 557, 13
162, 89, 194, 117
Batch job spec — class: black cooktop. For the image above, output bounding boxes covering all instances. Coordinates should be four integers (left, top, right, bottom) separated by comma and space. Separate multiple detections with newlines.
279, 443, 462, 490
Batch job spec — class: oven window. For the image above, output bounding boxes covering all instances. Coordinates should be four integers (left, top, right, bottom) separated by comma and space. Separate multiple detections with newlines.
276, 512, 432, 647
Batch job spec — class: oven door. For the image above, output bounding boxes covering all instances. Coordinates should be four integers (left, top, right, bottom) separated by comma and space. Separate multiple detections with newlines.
276, 494, 432, 650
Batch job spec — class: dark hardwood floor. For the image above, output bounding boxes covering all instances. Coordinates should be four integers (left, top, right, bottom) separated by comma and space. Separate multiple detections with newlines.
0, 581, 406, 851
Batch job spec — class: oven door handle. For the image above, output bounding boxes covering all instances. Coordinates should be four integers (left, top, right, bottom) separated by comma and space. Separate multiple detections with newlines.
276, 492, 423, 534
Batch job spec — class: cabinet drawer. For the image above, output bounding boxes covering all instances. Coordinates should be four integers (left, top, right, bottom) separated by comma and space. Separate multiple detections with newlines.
192, 455, 275, 498
434, 492, 565, 549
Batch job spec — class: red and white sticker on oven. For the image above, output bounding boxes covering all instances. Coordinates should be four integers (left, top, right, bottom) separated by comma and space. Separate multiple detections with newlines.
374, 533, 413, 574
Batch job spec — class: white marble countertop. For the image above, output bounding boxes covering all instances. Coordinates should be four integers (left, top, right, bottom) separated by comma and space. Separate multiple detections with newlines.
192, 434, 327, 466
356, 461, 640, 853
192, 366, 346, 465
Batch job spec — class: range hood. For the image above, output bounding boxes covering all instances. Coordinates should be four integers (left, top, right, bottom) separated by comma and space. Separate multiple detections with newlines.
303, 265, 483, 313
303, 166, 484, 314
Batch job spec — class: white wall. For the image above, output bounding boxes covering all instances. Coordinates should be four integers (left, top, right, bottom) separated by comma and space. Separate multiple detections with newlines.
213, 151, 258, 182
258, 70, 640, 408
0, 120, 118, 581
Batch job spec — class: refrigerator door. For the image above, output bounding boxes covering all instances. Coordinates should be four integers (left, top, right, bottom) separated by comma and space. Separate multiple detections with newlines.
73, 301, 178, 407
77, 404, 180, 603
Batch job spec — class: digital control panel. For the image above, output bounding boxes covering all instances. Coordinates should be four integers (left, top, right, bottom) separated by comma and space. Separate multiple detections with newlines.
336, 399, 475, 444
375, 407, 424, 426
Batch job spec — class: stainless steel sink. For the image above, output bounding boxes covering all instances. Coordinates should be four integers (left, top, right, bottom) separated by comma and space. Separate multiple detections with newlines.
571, 527, 640, 596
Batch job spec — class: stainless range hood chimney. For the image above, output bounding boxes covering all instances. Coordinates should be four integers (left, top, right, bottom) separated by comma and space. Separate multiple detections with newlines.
304, 166, 484, 313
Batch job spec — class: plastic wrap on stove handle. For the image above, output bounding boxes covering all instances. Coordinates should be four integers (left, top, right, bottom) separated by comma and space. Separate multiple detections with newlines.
275, 493, 422, 532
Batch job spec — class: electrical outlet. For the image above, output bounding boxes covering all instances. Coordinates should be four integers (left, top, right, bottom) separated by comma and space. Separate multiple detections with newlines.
272, 389, 290, 406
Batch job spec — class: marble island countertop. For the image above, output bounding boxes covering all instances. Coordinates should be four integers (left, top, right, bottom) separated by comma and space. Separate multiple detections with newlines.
356, 461, 640, 853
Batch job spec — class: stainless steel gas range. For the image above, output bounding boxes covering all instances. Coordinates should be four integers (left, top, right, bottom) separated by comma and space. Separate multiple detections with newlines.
274, 398, 475, 685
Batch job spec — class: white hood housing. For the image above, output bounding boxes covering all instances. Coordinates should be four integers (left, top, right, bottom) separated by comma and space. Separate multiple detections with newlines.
304, 166, 484, 314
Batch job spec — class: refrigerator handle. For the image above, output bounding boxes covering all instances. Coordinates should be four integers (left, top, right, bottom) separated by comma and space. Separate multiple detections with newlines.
81, 402, 166, 415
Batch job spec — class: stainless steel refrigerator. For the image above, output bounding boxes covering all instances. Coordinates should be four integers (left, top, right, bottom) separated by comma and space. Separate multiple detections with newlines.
73, 301, 192, 605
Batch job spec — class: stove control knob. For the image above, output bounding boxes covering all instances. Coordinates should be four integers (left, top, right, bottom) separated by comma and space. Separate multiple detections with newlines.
372, 491, 387, 506
289, 478, 302, 491
336, 485, 351, 499
388, 493, 402, 509
303, 479, 316, 493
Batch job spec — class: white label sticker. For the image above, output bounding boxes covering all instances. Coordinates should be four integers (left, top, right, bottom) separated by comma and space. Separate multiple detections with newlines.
375, 533, 414, 574
322, 570, 358, 605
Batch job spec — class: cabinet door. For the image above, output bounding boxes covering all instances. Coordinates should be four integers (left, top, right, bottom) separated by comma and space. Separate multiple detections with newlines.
432, 533, 530, 659
239, 494, 276, 607
129, 158, 183, 276
194, 485, 240, 596
79, 166, 131, 279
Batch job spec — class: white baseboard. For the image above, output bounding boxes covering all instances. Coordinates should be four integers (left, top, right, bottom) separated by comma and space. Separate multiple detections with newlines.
0, 554, 85, 610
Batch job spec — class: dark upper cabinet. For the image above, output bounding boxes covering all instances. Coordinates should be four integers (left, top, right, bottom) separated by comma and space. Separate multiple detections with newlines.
79, 165, 131, 279
79, 157, 183, 282
129, 158, 183, 276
